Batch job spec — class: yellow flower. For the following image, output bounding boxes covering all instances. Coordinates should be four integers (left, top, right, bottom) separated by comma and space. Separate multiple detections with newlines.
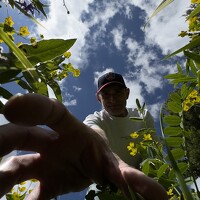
73, 69, 80, 77
0, 38, 3, 43
4, 16, 14, 27
143, 133, 152, 141
127, 142, 137, 156
178, 31, 188, 37
127, 142, 135, 151
19, 26, 30, 36
183, 90, 200, 111
130, 132, 139, 139
191, 0, 200, 3
130, 148, 137, 156
64, 51, 72, 58
167, 188, 174, 196
189, 16, 199, 32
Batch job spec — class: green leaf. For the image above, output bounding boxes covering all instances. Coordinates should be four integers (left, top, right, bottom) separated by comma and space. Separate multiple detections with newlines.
167, 101, 182, 113
164, 126, 182, 136
47, 81, 62, 102
8, 0, 15, 8
170, 77, 197, 83
141, 160, 150, 175
163, 115, 181, 126
164, 37, 200, 59
0, 67, 21, 84
166, 148, 185, 161
32, 0, 48, 18
177, 62, 183, 74
181, 83, 196, 100
0, 87, 13, 99
177, 162, 188, 174
0, 100, 4, 113
37, 56, 65, 72
187, 3, 200, 20
136, 98, 141, 110
157, 163, 169, 178
165, 137, 183, 147
13, 1, 46, 28
144, 0, 174, 28
169, 93, 182, 104
184, 51, 200, 65
15, 79, 33, 92
164, 73, 185, 79
22, 71, 48, 95
189, 59, 198, 76
19, 39, 76, 66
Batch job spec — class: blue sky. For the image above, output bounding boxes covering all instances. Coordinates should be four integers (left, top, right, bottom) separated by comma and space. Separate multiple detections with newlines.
0, 0, 191, 199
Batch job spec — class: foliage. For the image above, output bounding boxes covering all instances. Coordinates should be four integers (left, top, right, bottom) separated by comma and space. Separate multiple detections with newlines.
0, 7, 80, 108
0, 0, 79, 199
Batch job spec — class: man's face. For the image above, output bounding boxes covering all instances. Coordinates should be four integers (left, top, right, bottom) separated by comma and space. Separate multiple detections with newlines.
98, 84, 130, 117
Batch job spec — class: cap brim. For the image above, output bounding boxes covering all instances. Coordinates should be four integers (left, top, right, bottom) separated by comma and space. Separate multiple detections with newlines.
97, 81, 126, 94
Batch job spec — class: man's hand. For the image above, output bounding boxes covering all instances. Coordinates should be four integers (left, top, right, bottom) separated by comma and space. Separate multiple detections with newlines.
0, 93, 167, 200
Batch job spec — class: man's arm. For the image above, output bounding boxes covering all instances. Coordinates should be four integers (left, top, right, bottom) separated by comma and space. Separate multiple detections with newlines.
0, 93, 167, 200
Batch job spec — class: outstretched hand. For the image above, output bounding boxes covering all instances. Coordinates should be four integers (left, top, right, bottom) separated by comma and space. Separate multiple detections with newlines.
0, 94, 167, 200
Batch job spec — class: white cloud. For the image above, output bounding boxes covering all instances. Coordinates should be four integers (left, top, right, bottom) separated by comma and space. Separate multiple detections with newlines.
132, 0, 190, 55
125, 37, 175, 94
111, 25, 124, 50
73, 86, 82, 92
126, 79, 144, 109
34, 0, 93, 69
148, 101, 163, 122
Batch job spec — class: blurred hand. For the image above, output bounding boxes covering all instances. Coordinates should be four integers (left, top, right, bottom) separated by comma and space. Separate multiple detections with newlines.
0, 93, 167, 200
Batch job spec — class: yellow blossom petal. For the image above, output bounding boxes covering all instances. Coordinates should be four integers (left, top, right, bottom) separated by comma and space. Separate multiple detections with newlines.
5, 16, 14, 27
64, 51, 72, 58
130, 148, 137, 156
19, 26, 30, 36
127, 142, 134, 151
167, 188, 174, 196
143, 133, 152, 141
130, 132, 139, 139
73, 69, 80, 77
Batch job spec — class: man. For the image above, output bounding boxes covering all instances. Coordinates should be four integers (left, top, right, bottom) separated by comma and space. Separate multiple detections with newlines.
84, 72, 154, 168
0, 72, 167, 200
83, 72, 156, 199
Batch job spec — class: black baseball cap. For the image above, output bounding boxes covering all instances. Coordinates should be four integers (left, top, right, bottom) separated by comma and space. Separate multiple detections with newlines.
97, 72, 127, 94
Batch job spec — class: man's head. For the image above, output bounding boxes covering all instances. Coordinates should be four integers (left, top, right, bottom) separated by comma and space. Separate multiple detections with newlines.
96, 72, 130, 117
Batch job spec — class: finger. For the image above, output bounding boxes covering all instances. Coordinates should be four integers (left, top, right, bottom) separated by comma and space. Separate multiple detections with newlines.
0, 154, 41, 198
3, 93, 82, 135
3, 93, 66, 127
0, 123, 58, 156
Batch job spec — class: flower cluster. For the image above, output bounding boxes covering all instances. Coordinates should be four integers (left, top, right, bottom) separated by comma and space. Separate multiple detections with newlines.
0, 16, 30, 43
183, 89, 200, 111
127, 131, 153, 157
